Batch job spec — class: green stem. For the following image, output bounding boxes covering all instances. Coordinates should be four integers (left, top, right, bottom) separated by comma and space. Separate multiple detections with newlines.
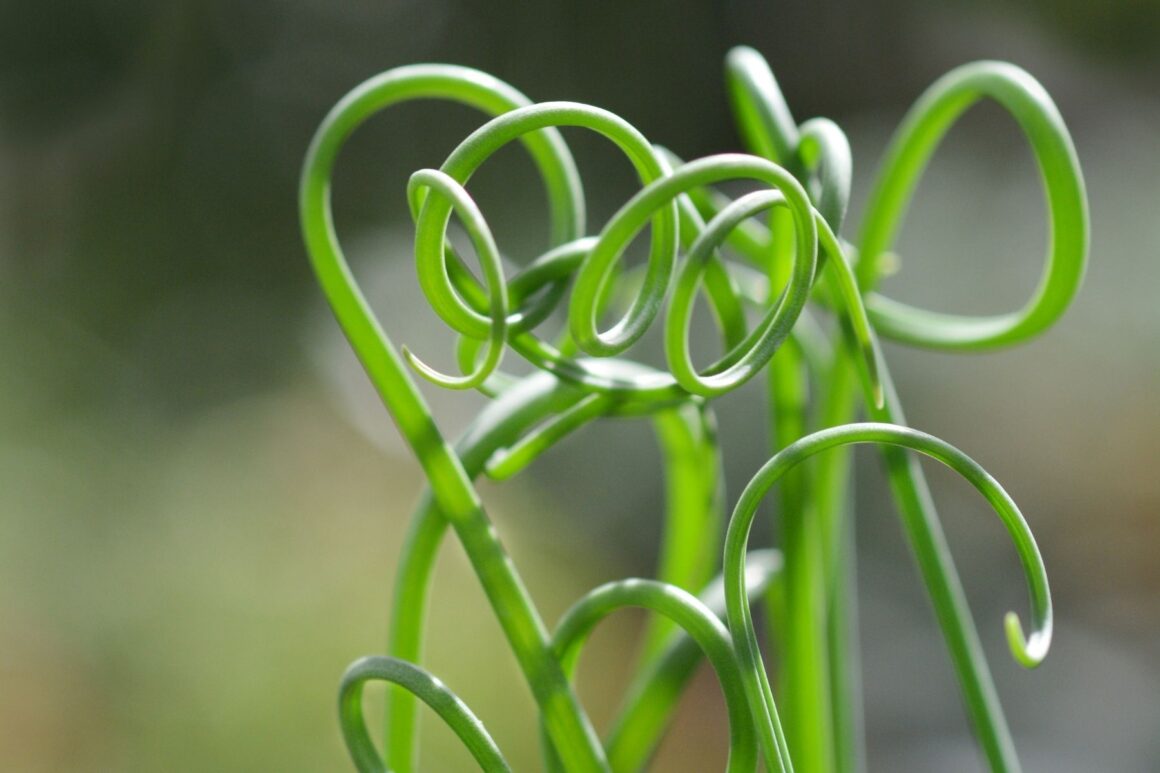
301, 68, 612, 771
770, 335, 835, 773
868, 365, 1024, 771
812, 352, 863, 773
639, 401, 723, 660
383, 373, 591, 770
382, 375, 723, 771
849, 61, 1083, 769
766, 192, 834, 772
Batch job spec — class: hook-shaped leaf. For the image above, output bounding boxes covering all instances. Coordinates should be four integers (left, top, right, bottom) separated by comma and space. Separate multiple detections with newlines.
723, 422, 1052, 770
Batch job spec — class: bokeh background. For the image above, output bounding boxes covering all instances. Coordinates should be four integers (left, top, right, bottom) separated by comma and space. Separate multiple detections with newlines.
2, 1, 1158, 770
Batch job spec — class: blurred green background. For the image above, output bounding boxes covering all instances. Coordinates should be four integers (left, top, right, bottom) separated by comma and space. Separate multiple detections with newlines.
2, 1, 1158, 770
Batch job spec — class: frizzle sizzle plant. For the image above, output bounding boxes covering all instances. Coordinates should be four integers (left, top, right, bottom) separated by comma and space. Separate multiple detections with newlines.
299, 46, 1088, 772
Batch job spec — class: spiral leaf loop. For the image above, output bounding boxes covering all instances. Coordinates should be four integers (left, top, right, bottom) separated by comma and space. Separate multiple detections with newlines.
300, 46, 1086, 773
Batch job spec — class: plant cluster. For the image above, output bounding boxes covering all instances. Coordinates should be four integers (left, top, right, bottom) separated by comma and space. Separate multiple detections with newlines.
299, 46, 1088, 772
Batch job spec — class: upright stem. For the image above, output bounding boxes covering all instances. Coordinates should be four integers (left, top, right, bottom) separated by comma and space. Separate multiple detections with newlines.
640, 401, 723, 660
300, 67, 608, 771
383, 374, 590, 770
867, 365, 1022, 771
767, 206, 835, 773
813, 350, 865, 773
